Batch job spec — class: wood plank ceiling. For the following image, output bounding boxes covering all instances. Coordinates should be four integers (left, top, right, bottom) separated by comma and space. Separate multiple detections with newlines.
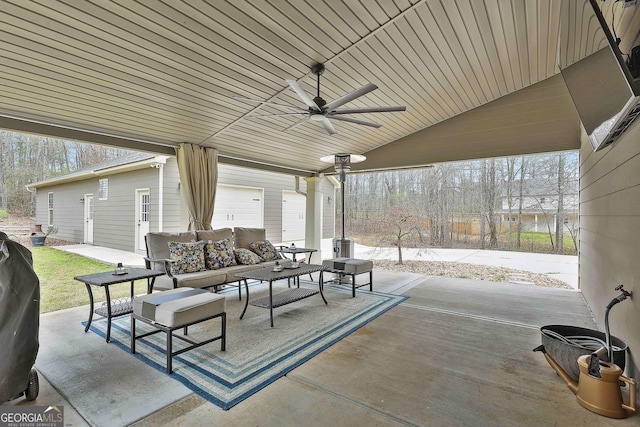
0, 0, 636, 174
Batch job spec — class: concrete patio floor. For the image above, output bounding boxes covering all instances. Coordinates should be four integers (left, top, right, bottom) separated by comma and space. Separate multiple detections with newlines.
5, 263, 637, 426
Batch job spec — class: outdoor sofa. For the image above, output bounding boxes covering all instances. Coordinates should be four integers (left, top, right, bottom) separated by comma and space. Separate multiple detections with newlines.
144, 227, 284, 297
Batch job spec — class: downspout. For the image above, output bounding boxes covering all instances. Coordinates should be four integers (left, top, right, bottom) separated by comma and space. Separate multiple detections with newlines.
158, 163, 164, 232
25, 186, 37, 220
295, 176, 307, 197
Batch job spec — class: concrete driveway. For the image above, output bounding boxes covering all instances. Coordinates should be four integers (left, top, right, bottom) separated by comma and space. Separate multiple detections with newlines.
54, 240, 578, 289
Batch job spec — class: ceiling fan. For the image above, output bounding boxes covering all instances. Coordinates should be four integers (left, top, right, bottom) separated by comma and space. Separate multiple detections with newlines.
233, 63, 406, 135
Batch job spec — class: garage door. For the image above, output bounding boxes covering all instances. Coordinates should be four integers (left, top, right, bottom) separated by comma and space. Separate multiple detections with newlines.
281, 190, 305, 242
211, 185, 263, 229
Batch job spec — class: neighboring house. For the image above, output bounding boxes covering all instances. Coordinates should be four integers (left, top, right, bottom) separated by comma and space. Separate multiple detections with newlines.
27, 153, 336, 254
496, 179, 578, 233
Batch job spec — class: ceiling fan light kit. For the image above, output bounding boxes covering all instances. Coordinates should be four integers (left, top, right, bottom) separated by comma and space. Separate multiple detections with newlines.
235, 63, 406, 135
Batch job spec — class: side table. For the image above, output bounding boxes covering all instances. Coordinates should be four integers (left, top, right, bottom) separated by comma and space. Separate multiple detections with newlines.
278, 246, 318, 280
75, 268, 165, 342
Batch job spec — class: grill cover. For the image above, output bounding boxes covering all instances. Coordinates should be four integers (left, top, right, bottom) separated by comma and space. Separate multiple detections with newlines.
0, 232, 40, 402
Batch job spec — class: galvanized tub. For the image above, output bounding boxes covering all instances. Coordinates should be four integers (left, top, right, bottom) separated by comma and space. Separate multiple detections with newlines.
540, 324, 627, 382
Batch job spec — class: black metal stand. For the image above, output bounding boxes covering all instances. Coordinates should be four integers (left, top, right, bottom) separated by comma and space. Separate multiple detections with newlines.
131, 312, 226, 374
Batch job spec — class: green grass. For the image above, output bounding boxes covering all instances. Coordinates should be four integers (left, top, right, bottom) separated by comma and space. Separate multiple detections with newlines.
31, 247, 149, 314
519, 231, 557, 243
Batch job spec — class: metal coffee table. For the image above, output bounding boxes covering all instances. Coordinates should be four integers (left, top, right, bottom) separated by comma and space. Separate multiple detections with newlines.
235, 263, 327, 327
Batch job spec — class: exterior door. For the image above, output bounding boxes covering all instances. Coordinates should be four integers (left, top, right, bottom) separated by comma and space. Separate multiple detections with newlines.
282, 190, 305, 243
136, 189, 150, 252
84, 194, 94, 244
211, 185, 263, 229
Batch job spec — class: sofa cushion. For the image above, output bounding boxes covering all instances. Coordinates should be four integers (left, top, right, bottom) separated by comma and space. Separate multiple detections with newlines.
173, 269, 227, 289
234, 227, 266, 249
249, 240, 281, 261
146, 231, 197, 271
168, 240, 206, 275
233, 248, 261, 265
197, 228, 233, 242
154, 269, 228, 291
205, 238, 237, 270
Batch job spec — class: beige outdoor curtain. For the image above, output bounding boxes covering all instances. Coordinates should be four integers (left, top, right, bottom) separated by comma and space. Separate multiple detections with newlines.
176, 143, 218, 231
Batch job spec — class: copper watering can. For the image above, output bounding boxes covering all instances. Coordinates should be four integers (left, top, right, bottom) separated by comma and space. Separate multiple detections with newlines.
533, 285, 636, 419
534, 345, 636, 418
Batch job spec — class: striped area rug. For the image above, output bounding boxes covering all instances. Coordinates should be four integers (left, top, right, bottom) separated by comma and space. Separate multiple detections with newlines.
86, 280, 407, 410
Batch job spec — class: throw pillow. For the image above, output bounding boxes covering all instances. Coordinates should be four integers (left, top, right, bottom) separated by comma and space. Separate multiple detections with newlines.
233, 248, 261, 265
168, 240, 206, 275
205, 238, 237, 270
248, 240, 281, 261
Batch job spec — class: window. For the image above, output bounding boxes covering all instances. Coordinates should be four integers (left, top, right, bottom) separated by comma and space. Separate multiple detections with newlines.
48, 192, 54, 226
540, 197, 546, 204
140, 193, 150, 222
98, 178, 108, 200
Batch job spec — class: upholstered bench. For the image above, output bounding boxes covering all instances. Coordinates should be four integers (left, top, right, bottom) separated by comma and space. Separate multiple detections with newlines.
322, 257, 373, 297
131, 287, 226, 373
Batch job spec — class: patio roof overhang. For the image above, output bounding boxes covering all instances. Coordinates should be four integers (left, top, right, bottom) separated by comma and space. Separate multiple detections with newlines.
0, 0, 599, 176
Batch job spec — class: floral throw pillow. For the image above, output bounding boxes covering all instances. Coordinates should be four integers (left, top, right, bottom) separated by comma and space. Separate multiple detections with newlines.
248, 240, 281, 261
168, 240, 206, 275
234, 248, 261, 265
205, 238, 237, 270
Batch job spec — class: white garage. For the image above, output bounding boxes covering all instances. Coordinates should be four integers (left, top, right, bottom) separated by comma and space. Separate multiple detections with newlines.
211, 185, 263, 230
281, 190, 306, 243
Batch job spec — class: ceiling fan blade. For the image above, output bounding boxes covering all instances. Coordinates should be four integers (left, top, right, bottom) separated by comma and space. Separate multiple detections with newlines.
233, 96, 307, 112
247, 112, 307, 118
324, 83, 378, 111
330, 115, 382, 128
330, 106, 406, 114
286, 79, 320, 111
318, 118, 337, 135
284, 117, 310, 132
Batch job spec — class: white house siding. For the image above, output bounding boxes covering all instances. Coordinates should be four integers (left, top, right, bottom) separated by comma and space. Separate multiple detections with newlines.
579, 122, 640, 379
501, 195, 578, 212
321, 178, 336, 239
161, 158, 182, 232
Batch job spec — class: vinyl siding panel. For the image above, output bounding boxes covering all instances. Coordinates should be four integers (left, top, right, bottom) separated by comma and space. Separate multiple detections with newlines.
321, 178, 336, 239
162, 157, 182, 232
579, 120, 640, 376
93, 168, 158, 251
34, 180, 95, 243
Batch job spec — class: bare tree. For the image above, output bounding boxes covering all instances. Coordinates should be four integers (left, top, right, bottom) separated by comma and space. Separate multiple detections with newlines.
555, 153, 565, 254
372, 205, 423, 264
0, 131, 7, 211
485, 158, 499, 248
516, 156, 526, 248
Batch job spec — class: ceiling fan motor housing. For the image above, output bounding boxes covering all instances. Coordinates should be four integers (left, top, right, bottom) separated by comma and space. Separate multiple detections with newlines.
311, 63, 325, 76
313, 96, 327, 108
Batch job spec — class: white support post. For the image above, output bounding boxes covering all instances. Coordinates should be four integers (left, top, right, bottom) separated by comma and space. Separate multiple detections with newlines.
304, 177, 324, 261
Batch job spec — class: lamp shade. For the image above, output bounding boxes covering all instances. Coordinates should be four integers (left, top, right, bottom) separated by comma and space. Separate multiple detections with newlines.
319, 153, 366, 167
